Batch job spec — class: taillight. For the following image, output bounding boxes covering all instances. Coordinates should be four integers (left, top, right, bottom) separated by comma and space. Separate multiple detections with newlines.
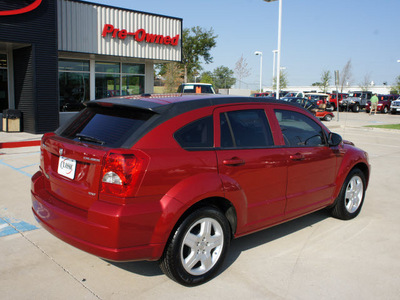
100, 152, 142, 198
40, 132, 55, 171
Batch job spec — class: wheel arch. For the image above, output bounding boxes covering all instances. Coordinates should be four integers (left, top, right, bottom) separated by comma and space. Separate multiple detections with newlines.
331, 160, 370, 206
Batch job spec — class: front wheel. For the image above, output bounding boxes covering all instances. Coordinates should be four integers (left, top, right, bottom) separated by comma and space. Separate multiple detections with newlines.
159, 207, 231, 286
352, 104, 360, 112
382, 106, 388, 114
331, 168, 366, 220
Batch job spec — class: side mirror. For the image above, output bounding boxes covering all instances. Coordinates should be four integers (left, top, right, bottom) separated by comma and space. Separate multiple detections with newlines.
328, 132, 342, 147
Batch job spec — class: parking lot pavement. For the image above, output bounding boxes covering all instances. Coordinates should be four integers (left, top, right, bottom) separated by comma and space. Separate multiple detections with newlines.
1, 112, 400, 299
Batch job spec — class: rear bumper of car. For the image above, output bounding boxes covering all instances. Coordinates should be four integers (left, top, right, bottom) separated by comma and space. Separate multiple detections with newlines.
31, 171, 165, 261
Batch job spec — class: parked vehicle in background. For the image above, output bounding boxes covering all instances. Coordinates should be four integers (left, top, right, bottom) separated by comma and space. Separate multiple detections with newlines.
328, 93, 348, 111
269, 91, 287, 99
251, 92, 271, 97
281, 97, 305, 103
365, 94, 398, 114
305, 93, 331, 108
287, 97, 334, 121
31, 94, 369, 286
177, 83, 215, 94
282, 91, 305, 99
390, 97, 400, 114
340, 91, 372, 112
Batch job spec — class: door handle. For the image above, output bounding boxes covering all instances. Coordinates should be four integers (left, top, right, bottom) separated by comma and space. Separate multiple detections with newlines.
223, 158, 245, 166
290, 153, 305, 161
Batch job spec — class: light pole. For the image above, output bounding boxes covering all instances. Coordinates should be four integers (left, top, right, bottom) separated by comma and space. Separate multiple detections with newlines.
264, 0, 282, 99
272, 49, 278, 83
254, 51, 263, 92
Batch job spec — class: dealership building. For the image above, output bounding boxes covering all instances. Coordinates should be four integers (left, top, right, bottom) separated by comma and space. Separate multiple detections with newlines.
0, 0, 182, 133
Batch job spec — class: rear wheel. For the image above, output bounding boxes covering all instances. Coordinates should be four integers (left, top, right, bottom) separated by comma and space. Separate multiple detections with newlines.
382, 106, 388, 114
331, 168, 366, 220
352, 104, 360, 112
159, 207, 231, 286
324, 114, 333, 121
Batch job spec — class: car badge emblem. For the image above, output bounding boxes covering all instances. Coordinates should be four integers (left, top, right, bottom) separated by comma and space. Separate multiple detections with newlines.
59, 148, 64, 156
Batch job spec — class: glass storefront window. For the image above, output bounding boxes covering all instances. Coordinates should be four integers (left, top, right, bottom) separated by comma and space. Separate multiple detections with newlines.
122, 75, 144, 95
59, 59, 90, 112
95, 62, 120, 73
95, 74, 120, 98
59, 59, 89, 72
122, 63, 145, 75
0, 54, 8, 111
95, 62, 145, 99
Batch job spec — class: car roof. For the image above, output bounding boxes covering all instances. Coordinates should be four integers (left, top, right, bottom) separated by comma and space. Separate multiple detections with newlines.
180, 83, 212, 86
87, 94, 283, 114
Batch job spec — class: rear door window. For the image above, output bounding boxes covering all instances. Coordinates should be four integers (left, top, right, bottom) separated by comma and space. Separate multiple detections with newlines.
220, 109, 274, 148
59, 106, 154, 148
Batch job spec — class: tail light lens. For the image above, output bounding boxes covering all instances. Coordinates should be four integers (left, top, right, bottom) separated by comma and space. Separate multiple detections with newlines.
40, 132, 55, 171
100, 152, 143, 198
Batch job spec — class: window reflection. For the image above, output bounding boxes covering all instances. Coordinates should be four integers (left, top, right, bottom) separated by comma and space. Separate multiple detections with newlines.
59, 59, 90, 112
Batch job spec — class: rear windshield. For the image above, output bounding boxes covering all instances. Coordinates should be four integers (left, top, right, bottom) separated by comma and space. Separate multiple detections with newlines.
59, 106, 154, 147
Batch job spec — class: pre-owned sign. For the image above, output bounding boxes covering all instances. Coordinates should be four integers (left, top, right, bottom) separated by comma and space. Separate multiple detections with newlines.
0, 0, 42, 16
102, 24, 180, 46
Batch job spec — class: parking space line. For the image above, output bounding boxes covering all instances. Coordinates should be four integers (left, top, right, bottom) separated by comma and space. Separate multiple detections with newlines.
0, 159, 35, 177
0, 216, 38, 237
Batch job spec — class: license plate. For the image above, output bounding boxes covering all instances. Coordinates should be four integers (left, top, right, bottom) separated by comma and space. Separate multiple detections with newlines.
57, 156, 76, 180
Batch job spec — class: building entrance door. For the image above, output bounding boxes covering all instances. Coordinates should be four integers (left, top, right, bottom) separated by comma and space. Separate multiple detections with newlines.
0, 54, 8, 112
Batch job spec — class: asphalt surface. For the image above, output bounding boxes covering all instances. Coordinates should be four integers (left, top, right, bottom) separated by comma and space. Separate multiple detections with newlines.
1, 111, 400, 299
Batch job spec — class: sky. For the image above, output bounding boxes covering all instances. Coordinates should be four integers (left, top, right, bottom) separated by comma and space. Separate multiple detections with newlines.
92, 0, 400, 90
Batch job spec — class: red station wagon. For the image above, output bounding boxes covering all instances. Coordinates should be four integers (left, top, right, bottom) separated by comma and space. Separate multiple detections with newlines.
31, 94, 370, 286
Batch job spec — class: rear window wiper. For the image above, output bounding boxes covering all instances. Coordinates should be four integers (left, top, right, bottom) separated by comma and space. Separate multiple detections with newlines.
76, 133, 105, 145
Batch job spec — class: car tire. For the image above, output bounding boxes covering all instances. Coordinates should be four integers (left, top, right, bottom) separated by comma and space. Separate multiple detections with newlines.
331, 168, 366, 220
352, 104, 360, 112
324, 114, 332, 121
159, 206, 231, 286
382, 106, 388, 114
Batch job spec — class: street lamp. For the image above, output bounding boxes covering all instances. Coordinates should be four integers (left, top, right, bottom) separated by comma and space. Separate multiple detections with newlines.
254, 51, 263, 92
264, 0, 282, 99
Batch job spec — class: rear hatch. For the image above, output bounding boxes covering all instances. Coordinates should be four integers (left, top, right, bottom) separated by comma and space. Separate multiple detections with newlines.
41, 103, 155, 210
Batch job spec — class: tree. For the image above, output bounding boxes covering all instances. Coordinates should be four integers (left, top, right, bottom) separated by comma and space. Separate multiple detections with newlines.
359, 73, 372, 91
212, 66, 236, 89
182, 26, 217, 83
163, 63, 183, 93
200, 71, 214, 85
234, 55, 251, 89
273, 70, 288, 90
390, 75, 400, 94
319, 70, 332, 93
340, 59, 352, 92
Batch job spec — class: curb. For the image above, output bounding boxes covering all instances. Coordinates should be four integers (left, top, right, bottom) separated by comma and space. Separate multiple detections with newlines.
0, 140, 41, 149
